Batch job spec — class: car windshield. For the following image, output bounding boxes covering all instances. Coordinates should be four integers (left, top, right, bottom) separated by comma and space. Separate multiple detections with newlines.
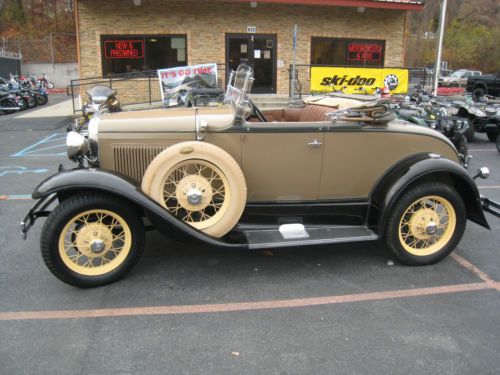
224, 64, 254, 119
450, 71, 465, 78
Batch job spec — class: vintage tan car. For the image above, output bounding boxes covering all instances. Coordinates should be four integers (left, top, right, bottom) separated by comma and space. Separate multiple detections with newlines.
22, 65, 498, 287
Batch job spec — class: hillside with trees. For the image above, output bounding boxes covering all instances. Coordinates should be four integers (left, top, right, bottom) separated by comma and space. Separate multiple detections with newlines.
0, 0, 76, 63
406, 0, 500, 73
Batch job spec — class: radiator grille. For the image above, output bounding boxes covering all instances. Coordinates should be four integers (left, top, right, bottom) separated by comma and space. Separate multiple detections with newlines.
113, 145, 166, 183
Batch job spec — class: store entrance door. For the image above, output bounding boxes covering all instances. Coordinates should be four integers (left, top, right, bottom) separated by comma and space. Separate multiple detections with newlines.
226, 34, 277, 94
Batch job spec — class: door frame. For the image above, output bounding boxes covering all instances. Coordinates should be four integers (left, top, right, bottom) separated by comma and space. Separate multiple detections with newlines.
225, 33, 277, 94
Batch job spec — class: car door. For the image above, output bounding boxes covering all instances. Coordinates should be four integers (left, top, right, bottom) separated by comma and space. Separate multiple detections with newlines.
241, 121, 324, 202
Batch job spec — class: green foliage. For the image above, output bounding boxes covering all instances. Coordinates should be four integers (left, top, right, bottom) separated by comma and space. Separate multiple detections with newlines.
0, 0, 26, 32
443, 20, 499, 72
406, 0, 499, 73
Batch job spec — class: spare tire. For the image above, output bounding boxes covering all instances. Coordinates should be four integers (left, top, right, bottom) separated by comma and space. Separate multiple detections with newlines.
142, 141, 247, 238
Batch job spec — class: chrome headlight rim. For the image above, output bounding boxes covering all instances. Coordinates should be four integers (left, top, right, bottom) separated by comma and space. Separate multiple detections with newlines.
66, 131, 89, 161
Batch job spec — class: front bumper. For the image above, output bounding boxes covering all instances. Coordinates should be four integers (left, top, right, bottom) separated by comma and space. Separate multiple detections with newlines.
481, 196, 500, 218
20, 194, 57, 240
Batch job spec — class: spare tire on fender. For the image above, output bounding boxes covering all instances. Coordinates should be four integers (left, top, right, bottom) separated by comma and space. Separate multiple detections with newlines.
141, 141, 247, 238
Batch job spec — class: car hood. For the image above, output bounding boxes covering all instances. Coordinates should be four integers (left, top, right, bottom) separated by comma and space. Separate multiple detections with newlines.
98, 105, 235, 133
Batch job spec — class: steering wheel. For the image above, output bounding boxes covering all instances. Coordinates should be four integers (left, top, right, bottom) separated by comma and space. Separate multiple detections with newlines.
247, 98, 267, 122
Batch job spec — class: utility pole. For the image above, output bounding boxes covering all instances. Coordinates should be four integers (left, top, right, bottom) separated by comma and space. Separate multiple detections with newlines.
433, 0, 447, 96
291, 24, 298, 100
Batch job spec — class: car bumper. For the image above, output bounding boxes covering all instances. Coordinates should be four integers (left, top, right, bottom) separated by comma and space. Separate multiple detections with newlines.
481, 196, 500, 218
20, 194, 57, 240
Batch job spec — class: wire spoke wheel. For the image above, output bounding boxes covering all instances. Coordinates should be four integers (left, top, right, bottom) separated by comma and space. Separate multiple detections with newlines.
161, 160, 231, 231
398, 195, 456, 257
58, 209, 132, 276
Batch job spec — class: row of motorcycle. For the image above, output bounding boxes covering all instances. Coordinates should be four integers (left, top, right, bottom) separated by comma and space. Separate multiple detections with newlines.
391, 87, 500, 159
0, 74, 51, 115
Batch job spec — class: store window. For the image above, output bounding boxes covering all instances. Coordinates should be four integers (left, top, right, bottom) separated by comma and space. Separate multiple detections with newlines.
311, 37, 385, 67
101, 35, 187, 75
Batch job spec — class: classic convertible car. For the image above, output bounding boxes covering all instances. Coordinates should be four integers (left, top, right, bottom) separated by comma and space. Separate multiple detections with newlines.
22, 65, 499, 287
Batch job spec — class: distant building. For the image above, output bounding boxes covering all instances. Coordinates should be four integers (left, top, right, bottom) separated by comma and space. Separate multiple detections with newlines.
74, 0, 425, 94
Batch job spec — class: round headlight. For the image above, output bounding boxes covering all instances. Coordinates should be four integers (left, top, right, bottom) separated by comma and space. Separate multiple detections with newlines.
66, 131, 88, 161
455, 119, 463, 129
430, 121, 438, 129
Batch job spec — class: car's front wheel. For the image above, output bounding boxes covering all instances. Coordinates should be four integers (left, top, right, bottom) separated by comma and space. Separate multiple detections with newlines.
41, 193, 145, 287
385, 182, 466, 265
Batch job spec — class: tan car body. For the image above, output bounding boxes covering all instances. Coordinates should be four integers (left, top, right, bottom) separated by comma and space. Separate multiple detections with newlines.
97, 104, 459, 202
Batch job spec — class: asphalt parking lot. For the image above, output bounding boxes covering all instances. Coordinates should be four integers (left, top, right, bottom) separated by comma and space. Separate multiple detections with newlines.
0, 99, 499, 375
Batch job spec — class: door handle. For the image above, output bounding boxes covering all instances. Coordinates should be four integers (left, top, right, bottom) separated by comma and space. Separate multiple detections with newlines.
307, 139, 322, 147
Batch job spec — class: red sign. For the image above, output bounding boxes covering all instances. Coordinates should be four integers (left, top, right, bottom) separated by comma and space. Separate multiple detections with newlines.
104, 40, 144, 59
347, 43, 382, 62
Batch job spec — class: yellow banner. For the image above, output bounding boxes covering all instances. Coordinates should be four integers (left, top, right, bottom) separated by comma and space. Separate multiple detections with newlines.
310, 67, 409, 94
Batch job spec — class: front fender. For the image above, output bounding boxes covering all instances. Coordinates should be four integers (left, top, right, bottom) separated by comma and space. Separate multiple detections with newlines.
371, 154, 489, 234
32, 168, 245, 248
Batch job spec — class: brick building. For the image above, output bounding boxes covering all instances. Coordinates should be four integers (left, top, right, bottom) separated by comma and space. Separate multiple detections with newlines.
75, 0, 424, 95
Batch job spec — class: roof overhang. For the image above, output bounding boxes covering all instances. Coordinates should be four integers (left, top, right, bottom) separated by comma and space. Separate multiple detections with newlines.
220, 0, 425, 11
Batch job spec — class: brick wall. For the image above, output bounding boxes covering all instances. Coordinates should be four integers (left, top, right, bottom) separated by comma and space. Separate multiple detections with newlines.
77, 0, 407, 95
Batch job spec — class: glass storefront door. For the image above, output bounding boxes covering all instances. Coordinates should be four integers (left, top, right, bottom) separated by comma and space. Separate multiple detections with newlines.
226, 34, 276, 94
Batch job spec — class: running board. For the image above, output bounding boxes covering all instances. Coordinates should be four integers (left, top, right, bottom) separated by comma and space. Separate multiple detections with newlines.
243, 224, 379, 249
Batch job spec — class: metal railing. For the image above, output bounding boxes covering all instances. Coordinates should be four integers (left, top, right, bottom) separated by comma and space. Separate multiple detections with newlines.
68, 63, 226, 113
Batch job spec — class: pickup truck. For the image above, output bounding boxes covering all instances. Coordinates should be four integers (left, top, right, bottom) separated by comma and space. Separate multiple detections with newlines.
467, 73, 500, 99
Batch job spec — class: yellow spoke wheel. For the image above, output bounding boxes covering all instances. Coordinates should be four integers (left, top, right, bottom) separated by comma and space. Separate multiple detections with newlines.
385, 183, 466, 266
41, 194, 144, 287
398, 196, 456, 256
58, 209, 132, 276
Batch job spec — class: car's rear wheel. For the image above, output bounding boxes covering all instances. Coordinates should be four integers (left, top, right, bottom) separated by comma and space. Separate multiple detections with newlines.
41, 194, 145, 287
385, 182, 466, 265
142, 141, 247, 238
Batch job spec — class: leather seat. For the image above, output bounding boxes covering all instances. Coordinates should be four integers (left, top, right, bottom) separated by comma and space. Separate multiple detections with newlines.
261, 104, 335, 123
298, 105, 333, 122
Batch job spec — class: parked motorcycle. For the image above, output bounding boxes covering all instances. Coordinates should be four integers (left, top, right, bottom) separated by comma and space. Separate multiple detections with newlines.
455, 98, 499, 142
395, 101, 470, 163
37, 73, 54, 89
69, 84, 121, 133
0, 91, 22, 114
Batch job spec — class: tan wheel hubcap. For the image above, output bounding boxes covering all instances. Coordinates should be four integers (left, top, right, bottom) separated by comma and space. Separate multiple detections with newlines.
161, 160, 230, 230
398, 195, 456, 256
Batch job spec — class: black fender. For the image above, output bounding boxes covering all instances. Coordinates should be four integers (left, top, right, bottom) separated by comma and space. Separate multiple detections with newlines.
370, 153, 490, 234
32, 168, 246, 248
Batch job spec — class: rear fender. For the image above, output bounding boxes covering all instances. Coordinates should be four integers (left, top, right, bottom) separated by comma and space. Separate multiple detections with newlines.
370, 154, 489, 234
32, 168, 245, 248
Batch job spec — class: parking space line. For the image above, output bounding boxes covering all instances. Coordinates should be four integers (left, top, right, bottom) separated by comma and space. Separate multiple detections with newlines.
0, 282, 493, 321
11, 133, 66, 157
477, 185, 500, 189
0, 195, 32, 200
451, 253, 500, 291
